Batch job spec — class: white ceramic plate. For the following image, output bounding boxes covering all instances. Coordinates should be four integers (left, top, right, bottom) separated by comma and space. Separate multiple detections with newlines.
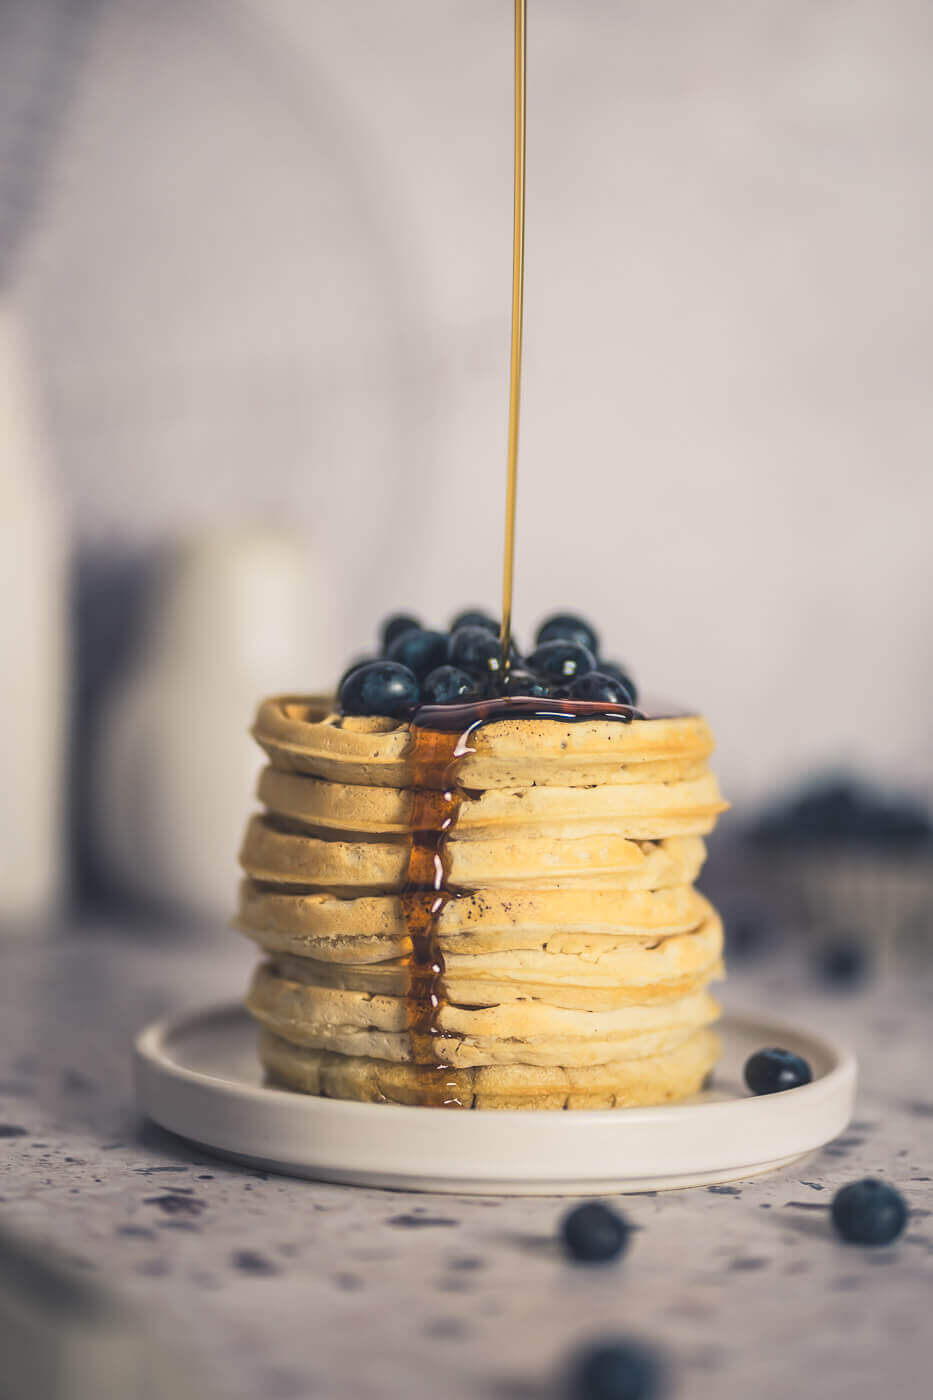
134, 1004, 856, 1195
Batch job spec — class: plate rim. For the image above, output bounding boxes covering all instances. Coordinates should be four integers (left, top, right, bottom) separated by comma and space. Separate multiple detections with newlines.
135, 999, 856, 1127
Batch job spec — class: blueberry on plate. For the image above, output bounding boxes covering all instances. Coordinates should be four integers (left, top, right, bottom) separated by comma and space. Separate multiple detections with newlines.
386, 627, 449, 680
339, 660, 419, 719
499, 666, 551, 698
744, 1047, 812, 1095
568, 671, 635, 705
380, 613, 421, 652
567, 1337, 665, 1400
831, 1178, 908, 1246
527, 639, 596, 682
448, 624, 508, 677
535, 612, 600, 656
450, 609, 499, 635
598, 661, 638, 704
561, 1202, 631, 1264
421, 665, 481, 705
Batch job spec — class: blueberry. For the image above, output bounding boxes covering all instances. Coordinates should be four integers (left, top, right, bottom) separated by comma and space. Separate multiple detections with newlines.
561, 1202, 631, 1263
814, 937, 871, 989
339, 660, 419, 718
568, 1338, 665, 1400
450, 609, 499, 635
568, 671, 635, 705
744, 1047, 812, 1095
380, 613, 421, 652
536, 613, 600, 656
386, 627, 449, 680
421, 665, 481, 706
598, 661, 638, 704
499, 667, 551, 699
448, 624, 507, 678
336, 656, 376, 695
831, 1178, 908, 1246
527, 639, 596, 682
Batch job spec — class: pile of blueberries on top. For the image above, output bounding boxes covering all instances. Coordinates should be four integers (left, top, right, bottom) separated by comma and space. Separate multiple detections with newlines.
338, 610, 638, 719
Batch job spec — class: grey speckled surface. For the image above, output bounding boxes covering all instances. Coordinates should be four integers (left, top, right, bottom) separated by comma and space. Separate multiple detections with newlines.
1, 924, 931, 1400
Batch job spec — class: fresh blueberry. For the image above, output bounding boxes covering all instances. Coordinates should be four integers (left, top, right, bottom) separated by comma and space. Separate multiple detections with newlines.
568, 671, 635, 705
744, 1047, 812, 1095
561, 1202, 631, 1263
598, 661, 639, 704
448, 624, 507, 678
339, 660, 419, 718
831, 1178, 908, 1246
336, 656, 376, 695
380, 613, 421, 652
814, 937, 871, 989
536, 612, 600, 656
526, 639, 596, 682
568, 1338, 665, 1400
499, 667, 551, 699
421, 665, 482, 706
450, 609, 499, 635
386, 627, 449, 680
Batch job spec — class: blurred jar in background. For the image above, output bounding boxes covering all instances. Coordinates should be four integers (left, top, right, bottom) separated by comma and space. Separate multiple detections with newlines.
0, 305, 67, 924
92, 527, 333, 923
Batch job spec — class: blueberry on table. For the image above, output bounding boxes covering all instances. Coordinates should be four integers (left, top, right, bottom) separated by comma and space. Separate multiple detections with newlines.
448, 624, 508, 677
744, 1047, 812, 1095
450, 609, 499, 635
598, 661, 638, 703
568, 1338, 665, 1400
339, 660, 419, 718
380, 613, 421, 652
561, 1202, 631, 1263
527, 639, 596, 682
568, 671, 636, 706
386, 627, 449, 680
535, 612, 600, 656
831, 1178, 907, 1246
420, 665, 481, 706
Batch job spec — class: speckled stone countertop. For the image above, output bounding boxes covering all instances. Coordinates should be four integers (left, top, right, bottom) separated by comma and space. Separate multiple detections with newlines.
1, 923, 931, 1400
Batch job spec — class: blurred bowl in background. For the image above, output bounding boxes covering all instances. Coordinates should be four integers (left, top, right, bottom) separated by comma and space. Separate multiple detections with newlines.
91, 526, 334, 924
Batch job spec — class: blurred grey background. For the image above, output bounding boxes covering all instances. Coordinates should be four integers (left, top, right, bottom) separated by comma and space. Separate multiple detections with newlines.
3, 0, 933, 915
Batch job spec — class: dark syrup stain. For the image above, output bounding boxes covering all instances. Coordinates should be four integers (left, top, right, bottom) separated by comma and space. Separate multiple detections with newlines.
232, 1250, 279, 1276
799, 1181, 825, 1191
143, 1194, 206, 1216
423, 1317, 468, 1341
134, 1165, 189, 1176
783, 1201, 830, 1211
0, 1124, 28, 1138
116, 1224, 156, 1240
61, 1070, 96, 1094
387, 1214, 459, 1229
707, 1185, 741, 1196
